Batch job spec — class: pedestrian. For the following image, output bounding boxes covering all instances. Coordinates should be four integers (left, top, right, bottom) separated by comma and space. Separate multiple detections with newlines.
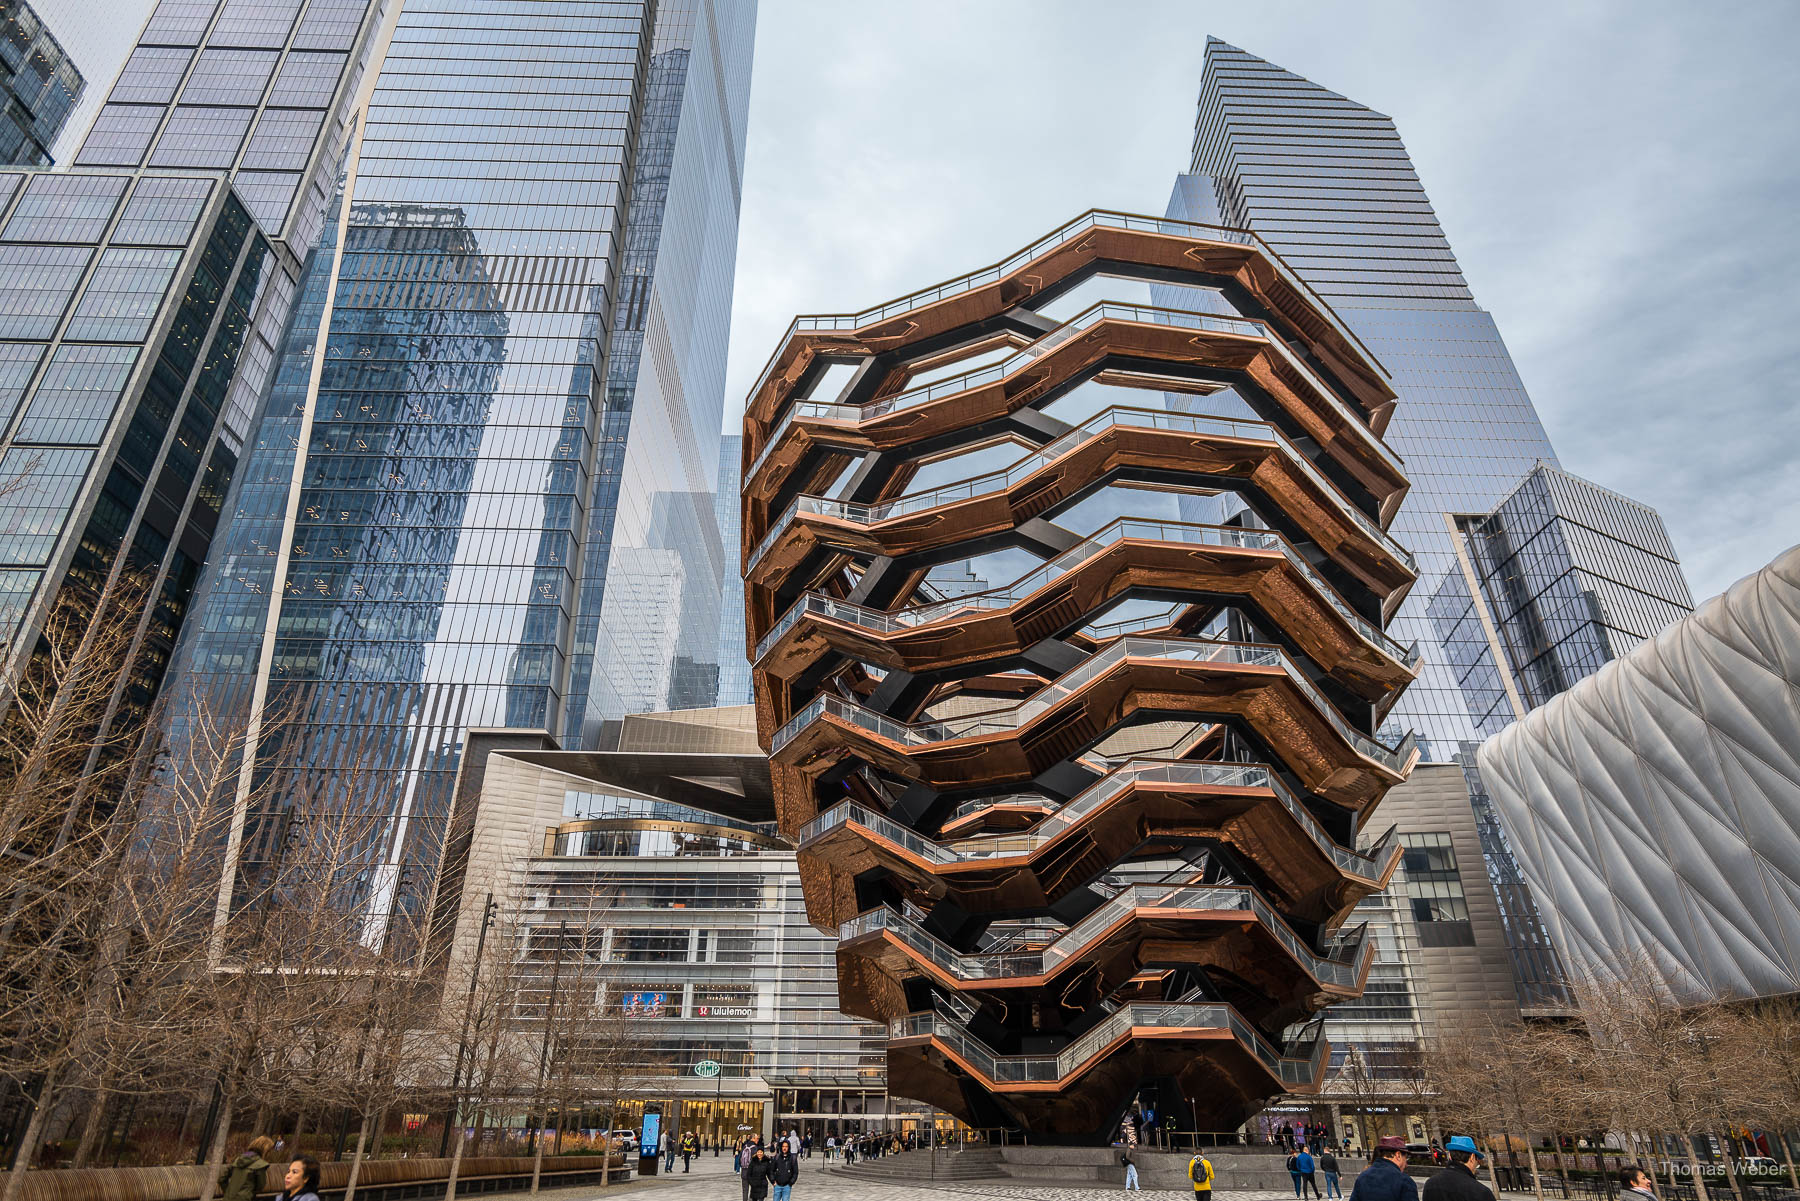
744, 1146, 775, 1201
826, 1135, 836, 1161
1298, 1146, 1321, 1198
220, 1135, 274, 1201
1422, 1136, 1491, 1201
1121, 1146, 1141, 1192
1349, 1136, 1419, 1201
1322, 1148, 1343, 1198
772, 1142, 799, 1201
1189, 1149, 1215, 1201
1290, 1151, 1304, 1196
843, 1136, 855, 1166
273, 1156, 322, 1201
1620, 1167, 1657, 1200
679, 1130, 697, 1172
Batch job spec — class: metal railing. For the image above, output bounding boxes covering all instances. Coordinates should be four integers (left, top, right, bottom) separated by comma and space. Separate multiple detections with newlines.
770, 636, 1419, 777
742, 208, 1387, 423
748, 296, 1401, 487
746, 405, 1413, 575
837, 881, 1371, 990
890, 999, 1320, 1086
798, 758, 1399, 886
754, 515, 1420, 670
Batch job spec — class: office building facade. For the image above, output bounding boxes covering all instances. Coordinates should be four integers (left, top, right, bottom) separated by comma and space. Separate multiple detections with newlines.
742, 209, 1420, 1140
440, 706, 900, 1147
1479, 544, 1800, 1006
0, 0, 81, 165
1190, 38, 1560, 759
1430, 462, 1693, 736
151, 0, 754, 925
1186, 40, 1703, 1037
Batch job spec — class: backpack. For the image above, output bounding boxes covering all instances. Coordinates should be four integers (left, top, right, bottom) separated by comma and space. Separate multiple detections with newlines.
1190, 1156, 1213, 1187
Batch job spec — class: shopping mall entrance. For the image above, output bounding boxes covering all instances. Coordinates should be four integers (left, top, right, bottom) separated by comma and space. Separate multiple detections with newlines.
608, 1096, 766, 1151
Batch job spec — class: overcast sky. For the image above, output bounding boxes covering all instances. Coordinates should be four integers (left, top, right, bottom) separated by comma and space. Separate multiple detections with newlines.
728, 0, 1799, 604
58, 0, 1800, 602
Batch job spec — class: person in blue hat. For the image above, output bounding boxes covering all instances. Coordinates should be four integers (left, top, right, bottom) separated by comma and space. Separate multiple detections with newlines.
1422, 1136, 1491, 1201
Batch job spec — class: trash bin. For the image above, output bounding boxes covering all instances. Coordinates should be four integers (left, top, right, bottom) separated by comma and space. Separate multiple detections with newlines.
638, 1153, 659, 1177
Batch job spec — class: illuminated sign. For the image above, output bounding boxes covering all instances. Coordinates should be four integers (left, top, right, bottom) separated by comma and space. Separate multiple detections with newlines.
695, 1004, 753, 1018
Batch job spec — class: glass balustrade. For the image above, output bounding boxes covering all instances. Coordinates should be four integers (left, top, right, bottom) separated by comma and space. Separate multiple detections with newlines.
754, 515, 1420, 670
836, 879, 1369, 990
889, 999, 1321, 1086
770, 636, 1418, 776
747, 405, 1413, 575
744, 209, 1385, 426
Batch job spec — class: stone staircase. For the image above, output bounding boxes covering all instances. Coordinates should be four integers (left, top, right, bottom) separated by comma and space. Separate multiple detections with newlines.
830, 1147, 1007, 1182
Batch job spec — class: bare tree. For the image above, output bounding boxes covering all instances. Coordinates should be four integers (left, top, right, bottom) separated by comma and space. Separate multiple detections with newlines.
1431, 1015, 1544, 1199
1734, 1000, 1800, 1189
1573, 953, 1731, 1201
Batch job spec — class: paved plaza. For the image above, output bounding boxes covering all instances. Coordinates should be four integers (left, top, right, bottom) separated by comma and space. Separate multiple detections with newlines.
541, 1151, 1333, 1201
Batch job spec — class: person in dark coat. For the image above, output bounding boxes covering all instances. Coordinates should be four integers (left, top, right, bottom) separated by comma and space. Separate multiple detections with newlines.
771, 1145, 799, 1201
221, 1136, 274, 1201
744, 1146, 776, 1201
1322, 1149, 1344, 1198
1422, 1136, 1492, 1201
1349, 1136, 1418, 1201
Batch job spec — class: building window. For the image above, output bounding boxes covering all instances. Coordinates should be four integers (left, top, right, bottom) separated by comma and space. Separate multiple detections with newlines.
1399, 831, 1471, 924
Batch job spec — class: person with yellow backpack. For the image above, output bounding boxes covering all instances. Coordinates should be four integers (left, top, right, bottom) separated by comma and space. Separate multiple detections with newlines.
1189, 1150, 1215, 1198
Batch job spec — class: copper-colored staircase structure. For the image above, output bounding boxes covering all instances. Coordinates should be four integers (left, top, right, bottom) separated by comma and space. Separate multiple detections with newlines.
743, 209, 1419, 1142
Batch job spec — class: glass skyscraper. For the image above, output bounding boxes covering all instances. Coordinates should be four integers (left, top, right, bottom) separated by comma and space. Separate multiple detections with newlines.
1430, 462, 1693, 735
1191, 38, 1563, 760
163, 0, 755, 924
0, 0, 82, 165
1183, 40, 1710, 1035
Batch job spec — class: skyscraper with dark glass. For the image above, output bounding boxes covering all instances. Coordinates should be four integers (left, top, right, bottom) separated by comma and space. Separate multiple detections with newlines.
160, 0, 756, 926
1185, 40, 1697, 1030
0, 0, 82, 165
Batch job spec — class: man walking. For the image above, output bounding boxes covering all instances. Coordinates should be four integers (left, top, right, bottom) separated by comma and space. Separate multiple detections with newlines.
1298, 1146, 1322, 1198
1322, 1148, 1343, 1198
1421, 1136, 1490, 1201
771, 1142, 799, 1201
1349, 1137, 1418, 1201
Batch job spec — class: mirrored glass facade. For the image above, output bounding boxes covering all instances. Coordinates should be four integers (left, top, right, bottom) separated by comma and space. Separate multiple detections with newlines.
0, 167, 275, 738
165, 0, 755, 926
1192, 38, 1561, 760
1430, 462, 1693, 734
0, 0, 82, 165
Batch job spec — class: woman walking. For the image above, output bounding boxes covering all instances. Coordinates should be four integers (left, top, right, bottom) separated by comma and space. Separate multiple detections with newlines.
744, 1145, 775, 1201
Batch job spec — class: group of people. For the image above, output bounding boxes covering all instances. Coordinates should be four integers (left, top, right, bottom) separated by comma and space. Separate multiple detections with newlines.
1287, 1146, 1346, 1197
732, 1132, 800, 1201
821, 1130, 910, 1162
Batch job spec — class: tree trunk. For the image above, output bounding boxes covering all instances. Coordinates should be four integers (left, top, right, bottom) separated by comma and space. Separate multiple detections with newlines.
71, 1092, 109, 1169
445, 1105, 470, 1201
343, 1114, 372, 1201
292, 1111, 309, 1151
195, 1083, 238, 1201
529, 1107, 547, 1196
1681, 1133, 1712, 1201
251, 1107, 269, 1139
1716, 1133, 1746, 1201
1526, 1140, 1546, 1201
1, 1065, 62, 1201
1779, 1130, 1797, 1191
